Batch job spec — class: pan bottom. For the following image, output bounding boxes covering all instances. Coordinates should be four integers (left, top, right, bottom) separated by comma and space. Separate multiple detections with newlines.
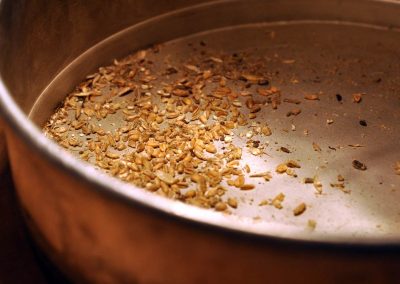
33, 21, 400, 238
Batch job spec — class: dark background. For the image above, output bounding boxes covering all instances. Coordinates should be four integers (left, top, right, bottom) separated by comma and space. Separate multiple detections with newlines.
0, 166, 68, 284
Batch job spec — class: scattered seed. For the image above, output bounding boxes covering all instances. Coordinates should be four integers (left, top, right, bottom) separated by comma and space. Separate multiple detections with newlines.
283, 98, 301, 104
304, 177, 314, 184
352, 93, 363, 103
286, 160, 301, 168
44, 39, 372, 219
348, 144, 365, 148
227, 198, 238, 208
271, 193, 285, 209
172, 89, 189, 97
215, 202, 227, 211
286, 108, 301, 117
304, 94, 320, 101
293, 203, 307, 216
312, 142, 321, 152
395, 161, 400, 175
205, 144, 217, 154
240, 184, 255, 190
275, 163, 288, 174
308, 219, 317, 230
156, 171, 175, 185
313, 179, 323, 194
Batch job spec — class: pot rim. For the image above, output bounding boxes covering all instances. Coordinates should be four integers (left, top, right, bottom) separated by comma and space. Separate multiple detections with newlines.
1, 0, 400, 249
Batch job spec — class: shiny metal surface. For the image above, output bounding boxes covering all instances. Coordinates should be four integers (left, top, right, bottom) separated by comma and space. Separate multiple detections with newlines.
32, 21, 400, 238
1, 0, 400, 283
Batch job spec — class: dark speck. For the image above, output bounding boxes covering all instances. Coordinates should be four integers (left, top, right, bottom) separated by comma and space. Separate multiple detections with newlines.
359, 120, 367, 126
258, 79, 269, 86
352, 160, 367, 171
336, 94, 342, 102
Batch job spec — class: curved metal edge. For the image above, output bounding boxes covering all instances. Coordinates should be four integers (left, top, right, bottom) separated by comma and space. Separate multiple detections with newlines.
1, 0, 400, 249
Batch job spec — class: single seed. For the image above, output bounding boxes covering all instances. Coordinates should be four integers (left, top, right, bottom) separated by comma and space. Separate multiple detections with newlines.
280, 146, 291, 153
276, 163, 288, 174
352, 93, 363, 103
312, 142, 322, 152
146, 183, 160, 192
227, 198, 238, 208
240, 184, 255, 190
283, 98, 301, 105
304, 94, 320, 101
286, 160, 301, 168
215, 202, 227, 211
272, 193, 285, 209
304, 177, 314, 184
205, 144, 217, 154
286, 108, 301, 117
308, 219, 317, 230
293, 203, 307, 216
172, 89, 189, 97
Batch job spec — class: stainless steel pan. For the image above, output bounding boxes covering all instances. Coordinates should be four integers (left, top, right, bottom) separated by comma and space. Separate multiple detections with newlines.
0, 0, 399, 283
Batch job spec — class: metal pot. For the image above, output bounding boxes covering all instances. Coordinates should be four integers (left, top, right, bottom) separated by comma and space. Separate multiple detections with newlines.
1, 0, 400, 283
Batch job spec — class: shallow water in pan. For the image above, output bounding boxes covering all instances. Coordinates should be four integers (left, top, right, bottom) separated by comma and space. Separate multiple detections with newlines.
31, 22, 400, 237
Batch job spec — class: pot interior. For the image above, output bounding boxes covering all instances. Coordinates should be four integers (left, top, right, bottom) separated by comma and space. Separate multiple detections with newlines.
12, 0, 400, 240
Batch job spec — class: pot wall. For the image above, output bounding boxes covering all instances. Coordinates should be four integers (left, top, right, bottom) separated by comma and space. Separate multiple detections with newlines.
1, 0, 400, 282
6, 127, 400, 283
